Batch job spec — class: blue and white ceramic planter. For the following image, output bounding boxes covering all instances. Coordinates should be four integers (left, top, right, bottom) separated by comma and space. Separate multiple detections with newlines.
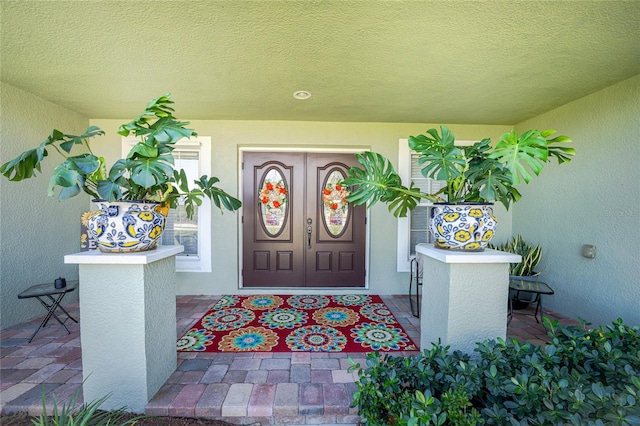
87, 200, 167, 253
430, 203, 498, 251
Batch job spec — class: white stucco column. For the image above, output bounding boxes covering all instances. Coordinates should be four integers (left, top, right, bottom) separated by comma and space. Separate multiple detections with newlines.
64, 245, 183, 413
416, 243, 520, 354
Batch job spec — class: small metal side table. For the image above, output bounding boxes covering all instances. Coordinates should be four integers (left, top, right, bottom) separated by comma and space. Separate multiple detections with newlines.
409, 256, 423, 317
18, 280, 78, 342
508, 278, 554, 324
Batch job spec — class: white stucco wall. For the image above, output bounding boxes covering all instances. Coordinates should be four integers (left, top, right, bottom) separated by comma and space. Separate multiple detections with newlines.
0, 83, 89, 329
90, 119, 512, 296
513, 75, 640, 326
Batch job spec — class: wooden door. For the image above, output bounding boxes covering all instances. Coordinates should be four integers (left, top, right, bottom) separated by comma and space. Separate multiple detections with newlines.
242, 152, 366, 288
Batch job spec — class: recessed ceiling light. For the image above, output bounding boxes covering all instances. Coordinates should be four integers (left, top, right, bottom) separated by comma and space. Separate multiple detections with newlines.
293, 90, 311, 100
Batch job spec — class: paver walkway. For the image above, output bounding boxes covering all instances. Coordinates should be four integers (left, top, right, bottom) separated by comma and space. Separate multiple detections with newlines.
1, 295, 578, 425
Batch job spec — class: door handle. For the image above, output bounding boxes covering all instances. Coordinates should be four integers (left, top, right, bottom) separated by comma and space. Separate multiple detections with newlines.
306, 218, 312, 249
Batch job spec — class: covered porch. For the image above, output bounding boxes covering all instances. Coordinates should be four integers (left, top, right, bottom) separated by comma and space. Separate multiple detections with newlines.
1, 295, 577, 425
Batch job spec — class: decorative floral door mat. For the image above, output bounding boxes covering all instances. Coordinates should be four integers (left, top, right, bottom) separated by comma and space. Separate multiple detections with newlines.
177, 295, 418, 353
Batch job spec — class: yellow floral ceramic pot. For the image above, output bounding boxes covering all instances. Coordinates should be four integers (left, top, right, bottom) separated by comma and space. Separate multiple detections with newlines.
430, 203, 498, 251
87, 200, 167, 253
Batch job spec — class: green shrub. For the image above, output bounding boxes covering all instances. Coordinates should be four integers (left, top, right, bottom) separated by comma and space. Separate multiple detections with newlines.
350, 319, 640, 425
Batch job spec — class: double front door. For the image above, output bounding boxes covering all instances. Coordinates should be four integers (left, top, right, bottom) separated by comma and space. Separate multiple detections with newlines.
242, 152, 366, 288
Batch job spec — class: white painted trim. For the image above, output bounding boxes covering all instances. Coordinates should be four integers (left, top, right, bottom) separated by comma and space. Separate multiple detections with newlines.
397, 139, 412, 272
237, 146, 370, 289
238, 145, 366, 153
416, 243, 521, 264
65, 245, 184, 265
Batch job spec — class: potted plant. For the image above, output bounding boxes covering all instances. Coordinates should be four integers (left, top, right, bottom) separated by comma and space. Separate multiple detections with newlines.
490, 234, 542, 308
343, 126, 574, 251
0, 93, 241, 252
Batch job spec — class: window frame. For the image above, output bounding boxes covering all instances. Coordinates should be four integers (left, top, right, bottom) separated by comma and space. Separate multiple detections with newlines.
396, 137, 474, 272
122, 136, 212, 272
397, 138, 435, 272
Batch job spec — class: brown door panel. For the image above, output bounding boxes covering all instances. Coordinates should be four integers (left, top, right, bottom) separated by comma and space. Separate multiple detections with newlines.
243, 152, 365, 288
242, 153, 305, 287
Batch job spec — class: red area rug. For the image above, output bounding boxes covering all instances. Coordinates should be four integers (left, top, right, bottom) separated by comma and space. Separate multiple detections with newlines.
177, 295, 418, 353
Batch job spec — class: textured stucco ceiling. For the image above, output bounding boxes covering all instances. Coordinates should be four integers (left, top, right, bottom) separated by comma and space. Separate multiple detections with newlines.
1, 0, 639, 124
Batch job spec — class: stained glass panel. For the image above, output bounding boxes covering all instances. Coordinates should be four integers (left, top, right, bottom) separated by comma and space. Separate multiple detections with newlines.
259, 169, 288, 236
322, 170, 349, 237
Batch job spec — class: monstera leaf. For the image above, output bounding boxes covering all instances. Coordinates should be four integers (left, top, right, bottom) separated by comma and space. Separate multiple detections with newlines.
58, 126, 105, 153
162, 171, 241, 218
118, 94, 196, 146
343, 151, 435, 217
489, 130, 550, 185
0, 127, 104, 181
342, 126, 574, 215
47, 154, 104, 200
409, 126, 465, 183
543, 130, 576, 164
1, 93, 242, 220
129, 157, 175, 189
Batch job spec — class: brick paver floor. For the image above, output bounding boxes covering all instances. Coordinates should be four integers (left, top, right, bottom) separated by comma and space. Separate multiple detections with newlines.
1, 294, 578, 425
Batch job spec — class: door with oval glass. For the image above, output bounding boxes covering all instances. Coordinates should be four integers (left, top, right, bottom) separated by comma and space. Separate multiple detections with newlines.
242, 152, 366, 287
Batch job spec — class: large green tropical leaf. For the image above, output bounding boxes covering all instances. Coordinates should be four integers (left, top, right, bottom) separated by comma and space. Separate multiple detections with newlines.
58, 126, 105, 153
0, 131, 64, 181
96, 180, 123, 201
126, 142, 158, 159
387, 182, 422, 217
66, 154, 102, 175
489, 130, 549, 185
343, 151, 432, 217
196, 175, 242, 212
108, 159, 130, 181
117, 94, 175, 137
87, 156, 108, 183
46, 155, 104, 200
48, 166, 79, 194
147, 116, 196, 145
343, 151, 403, 207
129, 158, 174, 188
466, 160, 513, 209
165, 172, 241, 218
0, 147, 45, 180
117, 93, 196, 146
0, 126, 105, 182
543, 131, 575, 164
174, 169, 190, 192
409, 126, 464, 182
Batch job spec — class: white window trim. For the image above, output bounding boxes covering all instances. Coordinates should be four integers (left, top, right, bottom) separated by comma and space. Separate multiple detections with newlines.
397, 138, 416, 272
122, 136, 212, 272
396, 137, 475, 272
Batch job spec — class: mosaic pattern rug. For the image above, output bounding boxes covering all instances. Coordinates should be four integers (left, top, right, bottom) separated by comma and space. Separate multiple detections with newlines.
177, 295, 418, 353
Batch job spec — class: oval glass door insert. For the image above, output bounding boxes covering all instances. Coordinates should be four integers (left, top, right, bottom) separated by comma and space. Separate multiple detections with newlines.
322, 170, 350, 236
259, 169, 288, 236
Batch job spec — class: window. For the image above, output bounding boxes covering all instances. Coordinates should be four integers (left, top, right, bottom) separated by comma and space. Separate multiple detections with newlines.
396, 139, 446, 272
396, 138, 475, 271
122, 136, 212, 272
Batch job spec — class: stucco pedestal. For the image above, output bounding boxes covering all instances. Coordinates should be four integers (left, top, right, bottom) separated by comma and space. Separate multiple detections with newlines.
416, 243, 520, 354
64, 245, 183, 413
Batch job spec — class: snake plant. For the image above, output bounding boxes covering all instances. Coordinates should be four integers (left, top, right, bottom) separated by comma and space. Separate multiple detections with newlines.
0, 94, 241, 218
489, 234, 542, 276
343, 126, 574, 217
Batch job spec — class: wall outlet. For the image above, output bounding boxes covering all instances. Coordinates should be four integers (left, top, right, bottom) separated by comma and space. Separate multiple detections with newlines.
582, 244, 596, 259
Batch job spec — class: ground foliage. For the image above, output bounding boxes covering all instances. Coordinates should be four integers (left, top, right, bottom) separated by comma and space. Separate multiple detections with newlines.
350, 318, 640, 425
0, 412, 238, 426
0, 386, 240, 426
